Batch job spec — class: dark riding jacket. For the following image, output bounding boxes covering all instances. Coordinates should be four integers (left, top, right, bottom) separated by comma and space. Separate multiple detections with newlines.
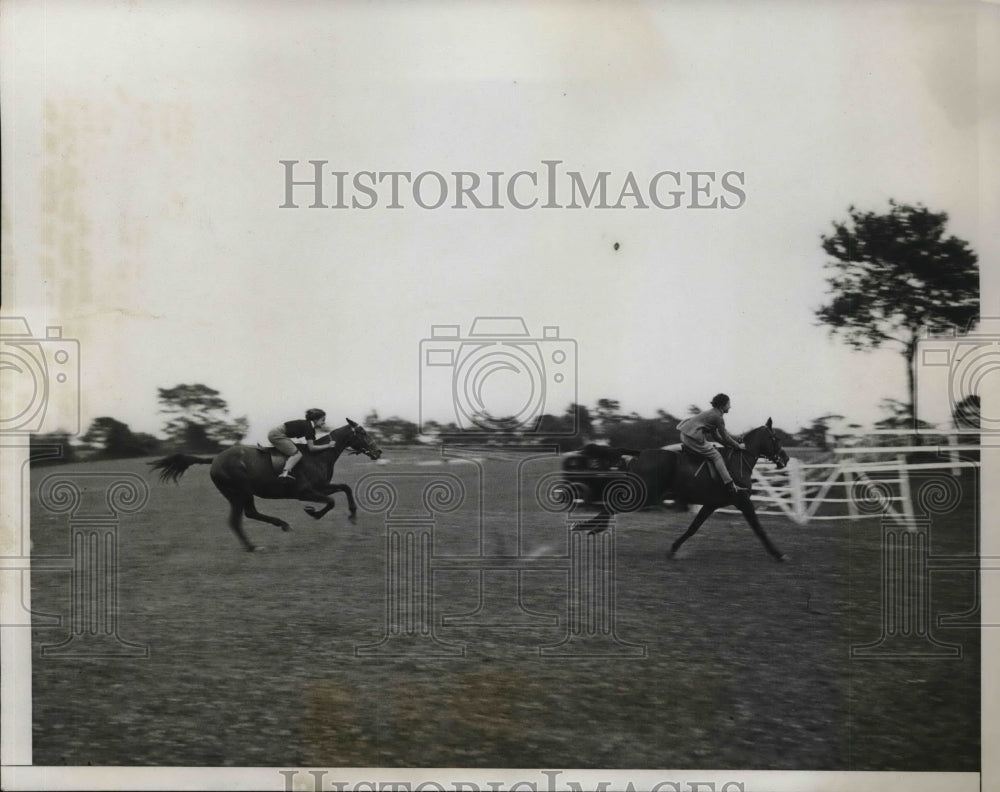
282, 419, 318, 440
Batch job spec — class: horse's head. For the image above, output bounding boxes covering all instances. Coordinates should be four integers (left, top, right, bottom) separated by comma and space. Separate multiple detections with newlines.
746, 417, 788, 470
343, 417, 383, 460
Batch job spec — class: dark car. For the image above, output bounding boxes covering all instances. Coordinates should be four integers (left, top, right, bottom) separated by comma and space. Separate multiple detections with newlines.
558, 443, 689, 511
558, 444, 638, 506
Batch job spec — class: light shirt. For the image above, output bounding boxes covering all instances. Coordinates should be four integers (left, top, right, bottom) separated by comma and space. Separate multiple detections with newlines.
677, 407, 740, 447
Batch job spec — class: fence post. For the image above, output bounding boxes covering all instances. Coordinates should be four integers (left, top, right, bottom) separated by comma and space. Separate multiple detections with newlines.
897, 453, 916, 530
946, 434, 960, 476
843, 464, 858, 519
787, 457, 807, 525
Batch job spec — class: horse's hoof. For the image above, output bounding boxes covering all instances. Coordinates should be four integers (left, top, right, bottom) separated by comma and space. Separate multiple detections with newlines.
774, 553, 789, 563
280, 523, 291, 533
348, 512, 358, 524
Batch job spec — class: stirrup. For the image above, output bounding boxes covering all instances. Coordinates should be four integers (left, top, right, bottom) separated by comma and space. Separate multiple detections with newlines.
278, 471, 294, 480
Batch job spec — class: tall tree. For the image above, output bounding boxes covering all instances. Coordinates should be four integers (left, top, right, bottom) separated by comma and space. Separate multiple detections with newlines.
816, 201, 978, 425
157, 383, 248, 451
794, 413, 846, 450
82, 416, 161, 457
594, 398, 622, 437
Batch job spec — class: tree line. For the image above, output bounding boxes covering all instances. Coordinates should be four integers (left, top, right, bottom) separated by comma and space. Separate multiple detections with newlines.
32, 199, 981, 463
31, 383, 248, 465
32, 387, 981, 466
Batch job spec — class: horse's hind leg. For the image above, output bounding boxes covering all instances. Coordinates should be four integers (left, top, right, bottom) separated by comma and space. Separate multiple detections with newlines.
221, 492, 257, 553
243, 493, 291, 533
668, 505, 716, 558
736, 499, 786, 561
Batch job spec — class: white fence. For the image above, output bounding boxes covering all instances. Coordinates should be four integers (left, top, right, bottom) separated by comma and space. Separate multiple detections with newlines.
723, 436, 980, 526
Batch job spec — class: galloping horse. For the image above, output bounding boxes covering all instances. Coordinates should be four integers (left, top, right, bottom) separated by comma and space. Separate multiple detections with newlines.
150, 419, 383, 552
575, 419, 789, 561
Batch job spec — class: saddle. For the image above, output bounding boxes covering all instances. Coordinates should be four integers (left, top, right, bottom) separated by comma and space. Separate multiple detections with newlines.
257, 444, 295, 476
666, 443, 723, 481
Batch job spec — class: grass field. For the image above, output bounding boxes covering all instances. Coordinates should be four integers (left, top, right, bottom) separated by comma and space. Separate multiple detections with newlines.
28, 446, 980, 769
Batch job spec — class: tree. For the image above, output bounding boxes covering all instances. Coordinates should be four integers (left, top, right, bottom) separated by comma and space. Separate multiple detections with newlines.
817, 201, 979, 426
82, 416, 162, 457
873, 398, 934, 444
567, 402, 593, 439
794, 413, 846, 450
594, 398, 622, 438
373, 415, 420, 444
953, 394, 980, 431
608, 409, 682, 449
157, 383, 248, 451
29, 431, 77, 467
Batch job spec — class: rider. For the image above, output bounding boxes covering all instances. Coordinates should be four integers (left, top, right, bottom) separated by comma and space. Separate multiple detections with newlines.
676, 393, 748, 494
269, 408, 332, 480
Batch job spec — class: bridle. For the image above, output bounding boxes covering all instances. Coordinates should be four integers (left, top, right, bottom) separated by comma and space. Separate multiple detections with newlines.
759, 427, 788, 469
346, 424, 382, 459
736, 425, 788, 470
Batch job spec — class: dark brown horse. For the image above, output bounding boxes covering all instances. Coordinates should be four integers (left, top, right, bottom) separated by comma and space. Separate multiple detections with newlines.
150, 419, 383, 552
574, 419, 789, 561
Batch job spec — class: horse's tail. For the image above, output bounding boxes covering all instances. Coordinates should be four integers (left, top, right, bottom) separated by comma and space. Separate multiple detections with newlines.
148, 453, 214, 484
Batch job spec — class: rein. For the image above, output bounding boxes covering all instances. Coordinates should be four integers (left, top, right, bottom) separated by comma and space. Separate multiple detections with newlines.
724, 444, 755, 483
724, 425, 784, 479
316, 427, 353, 457
318, 424, 380, 459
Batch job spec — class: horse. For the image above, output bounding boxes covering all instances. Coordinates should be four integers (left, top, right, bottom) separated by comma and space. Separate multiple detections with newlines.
574, 419, 790, 561
149, 418, 383, 552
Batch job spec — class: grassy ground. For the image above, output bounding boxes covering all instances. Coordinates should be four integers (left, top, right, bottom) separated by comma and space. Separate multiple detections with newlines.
28, 448, 979, 769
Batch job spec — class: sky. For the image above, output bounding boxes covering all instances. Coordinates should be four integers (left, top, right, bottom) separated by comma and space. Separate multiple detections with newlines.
3, 0, 997, 444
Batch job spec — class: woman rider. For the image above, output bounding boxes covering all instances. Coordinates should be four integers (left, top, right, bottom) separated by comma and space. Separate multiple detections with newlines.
676, 393, 748, 494
268, 408, 332, 480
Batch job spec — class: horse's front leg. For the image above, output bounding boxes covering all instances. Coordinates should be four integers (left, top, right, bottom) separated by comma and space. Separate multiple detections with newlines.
300, 484, 355, 522
735, 498, 786, 561
300, 490, 336, 520
668, 504, 716, 558
327, 483, 356, 521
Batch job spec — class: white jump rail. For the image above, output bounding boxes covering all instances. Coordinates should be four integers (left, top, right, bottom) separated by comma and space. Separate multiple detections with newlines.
717, 433, 980, 526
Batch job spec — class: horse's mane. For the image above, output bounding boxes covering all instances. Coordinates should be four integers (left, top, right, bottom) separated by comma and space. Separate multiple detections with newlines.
318, 423, 353, 444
